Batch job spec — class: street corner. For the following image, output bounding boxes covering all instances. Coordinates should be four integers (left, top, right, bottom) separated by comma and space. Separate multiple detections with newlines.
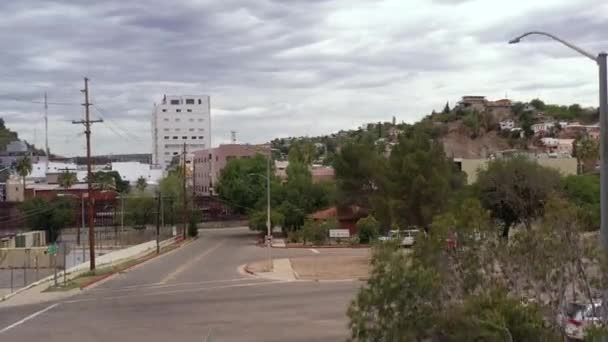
240, 258, 296, 281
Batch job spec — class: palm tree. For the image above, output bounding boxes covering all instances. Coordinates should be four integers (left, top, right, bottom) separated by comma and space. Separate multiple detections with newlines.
135, 176, 148, 192
15, 157, 32, 199
91, 171, 116, 191
58, 170, 77, 191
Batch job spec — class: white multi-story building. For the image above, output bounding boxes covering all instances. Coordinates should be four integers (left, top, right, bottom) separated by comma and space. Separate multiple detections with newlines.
152, 95, 211, 169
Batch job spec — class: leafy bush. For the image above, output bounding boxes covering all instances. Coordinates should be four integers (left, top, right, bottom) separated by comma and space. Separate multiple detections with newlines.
301, 220, 329, 245
248, 209, 284, 232
287, 230, 301, 243
188, 216, 198, 238
356, 215, 380, 244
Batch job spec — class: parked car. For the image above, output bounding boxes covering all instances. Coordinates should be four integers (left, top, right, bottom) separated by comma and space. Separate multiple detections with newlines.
560, 300, 604, 340
379, 229, 420, 247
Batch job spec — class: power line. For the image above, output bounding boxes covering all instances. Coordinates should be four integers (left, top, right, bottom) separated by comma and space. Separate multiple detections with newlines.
0, 97, 80, 106
92, 104, 143, 142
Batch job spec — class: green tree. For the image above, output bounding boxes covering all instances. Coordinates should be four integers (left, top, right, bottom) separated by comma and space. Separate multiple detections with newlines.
247, 209, 284, 232
356, 215, 380, 244
288, 140, 316, 165
16, 156, 32, 198
463, 110, 481, 138
442, 101, 450, 114
188, 216, 199, 238
333, 140, 385, 210
380, 129, 464, 229
215, 154, 269, 215
529, 98, 545, 111
159, 170, 190, 226
563, 175, 600, 231
57, 170, 77, 191
135, 176, 148, 192
20, 198, 73, 242
476, 156, 562, 238
91, 171, 116, 191
125, 194, 156, 228
574, 137, 599, 174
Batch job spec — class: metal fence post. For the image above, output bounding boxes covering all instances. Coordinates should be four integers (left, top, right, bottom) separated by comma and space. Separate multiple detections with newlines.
63, 242, 67, 285
23, 255, 26, 287
10, 267, 13, 293
35, 255, 39, 282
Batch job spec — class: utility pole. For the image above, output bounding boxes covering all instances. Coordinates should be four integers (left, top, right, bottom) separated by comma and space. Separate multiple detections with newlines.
72, 77, 102, 271
156, 192, 161, 254
44, 92, 49, 172
182, 142, 187, 239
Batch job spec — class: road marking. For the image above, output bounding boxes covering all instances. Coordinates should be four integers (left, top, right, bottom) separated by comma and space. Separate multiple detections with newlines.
0, 303, 59, 334
159, 240, 225, 284
64, 280, 289, 304
310, 248, 320, 254
97, 277, 259, 293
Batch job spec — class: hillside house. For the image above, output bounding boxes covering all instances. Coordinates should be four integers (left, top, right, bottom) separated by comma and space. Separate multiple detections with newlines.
458, 96, 487, 112
540, 138, 558, 147
487, 99, 512, 118
556, 139, 575, 156
531, 122, 555, 135
499, 119, 515, 130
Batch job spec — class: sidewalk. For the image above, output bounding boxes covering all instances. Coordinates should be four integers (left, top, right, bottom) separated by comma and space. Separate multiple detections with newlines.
248, 258, 295, 281
0, 236, 181, 307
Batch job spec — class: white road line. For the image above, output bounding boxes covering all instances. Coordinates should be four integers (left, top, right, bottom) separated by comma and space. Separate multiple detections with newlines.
65, 280, 289, 304
96, 277, 258, 293
0, 303, 59, 334
310, 248, 320, 254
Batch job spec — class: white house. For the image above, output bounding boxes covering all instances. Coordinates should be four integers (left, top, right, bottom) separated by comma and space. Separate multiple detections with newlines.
499, 119, 515, 130
540, 138, 558, 147
531, 122, 555, 134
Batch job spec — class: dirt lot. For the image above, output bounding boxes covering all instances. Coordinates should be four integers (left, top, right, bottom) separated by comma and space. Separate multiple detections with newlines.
290, 255, 371, 281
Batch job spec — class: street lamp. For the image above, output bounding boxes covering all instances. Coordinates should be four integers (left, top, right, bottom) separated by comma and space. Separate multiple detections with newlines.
509, 31, 608, 249
249, 147, 278, 269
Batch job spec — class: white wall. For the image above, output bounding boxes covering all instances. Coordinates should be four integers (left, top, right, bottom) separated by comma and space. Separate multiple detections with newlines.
152, 95, 211, 169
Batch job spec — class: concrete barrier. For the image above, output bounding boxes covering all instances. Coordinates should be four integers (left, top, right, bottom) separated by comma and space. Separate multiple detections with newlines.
1, 236, 180, 302
0, 247, 65, 269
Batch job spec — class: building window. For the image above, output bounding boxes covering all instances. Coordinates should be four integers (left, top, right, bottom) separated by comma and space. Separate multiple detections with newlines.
198, 136, 204, 139
164, 128, 170, 131
175, 118, 180, 122
192, 136, 197, 139
175, 128, 181, 132
170, 99, 180, 105
164, 136, 169, 139
198, 128, 204, 132
164, 152, 170, 155
176, 109, 182, 113
187, 109, 192, 112
163, 118, 169, 122
189, 128, 195, 131
173, 136, 178, 139
182, 136, 187, 139
198, 99, 202, 104
173, 152, 179, 155
189, 118, 194, 122
186, 99, 195, 104
162, 109, 167, 112
216, 156, 218, 161
198, 118, 204, 122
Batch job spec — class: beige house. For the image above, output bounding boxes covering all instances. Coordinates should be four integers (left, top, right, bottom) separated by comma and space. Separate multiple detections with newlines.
5, 175, 25, 202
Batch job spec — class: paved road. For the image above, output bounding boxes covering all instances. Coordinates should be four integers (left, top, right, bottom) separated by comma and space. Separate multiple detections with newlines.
0, 228, 362, 341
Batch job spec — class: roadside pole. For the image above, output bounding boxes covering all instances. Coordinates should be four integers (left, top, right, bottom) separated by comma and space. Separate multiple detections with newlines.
156, 192, 161, 254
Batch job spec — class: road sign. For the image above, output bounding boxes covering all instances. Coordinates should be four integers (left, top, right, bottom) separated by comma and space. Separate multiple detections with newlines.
46, 243, 58, 256
329, 229, 350, 238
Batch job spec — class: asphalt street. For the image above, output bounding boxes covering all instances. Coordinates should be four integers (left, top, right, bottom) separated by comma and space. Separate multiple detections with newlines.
0, 228, 363, 341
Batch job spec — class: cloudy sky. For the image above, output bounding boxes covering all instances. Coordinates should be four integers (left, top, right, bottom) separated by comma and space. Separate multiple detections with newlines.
0, 0, 606, 157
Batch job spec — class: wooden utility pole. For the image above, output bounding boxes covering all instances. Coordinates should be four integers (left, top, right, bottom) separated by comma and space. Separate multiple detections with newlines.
182, 142, 187, 239
156, 192, 161, 254
72, 77, 102, 271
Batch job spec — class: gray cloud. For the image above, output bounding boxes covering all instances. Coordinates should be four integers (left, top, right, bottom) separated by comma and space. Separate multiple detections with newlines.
0, 0, 603, 156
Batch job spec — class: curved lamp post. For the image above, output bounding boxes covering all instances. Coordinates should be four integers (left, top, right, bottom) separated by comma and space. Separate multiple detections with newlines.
509, 31, 608, 248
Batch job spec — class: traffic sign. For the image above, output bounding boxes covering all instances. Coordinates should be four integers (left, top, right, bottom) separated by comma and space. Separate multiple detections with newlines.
46, 243, 58, 256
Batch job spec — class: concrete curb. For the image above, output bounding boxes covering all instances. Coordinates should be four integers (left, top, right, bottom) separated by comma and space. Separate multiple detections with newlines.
0, 236, 182, 302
